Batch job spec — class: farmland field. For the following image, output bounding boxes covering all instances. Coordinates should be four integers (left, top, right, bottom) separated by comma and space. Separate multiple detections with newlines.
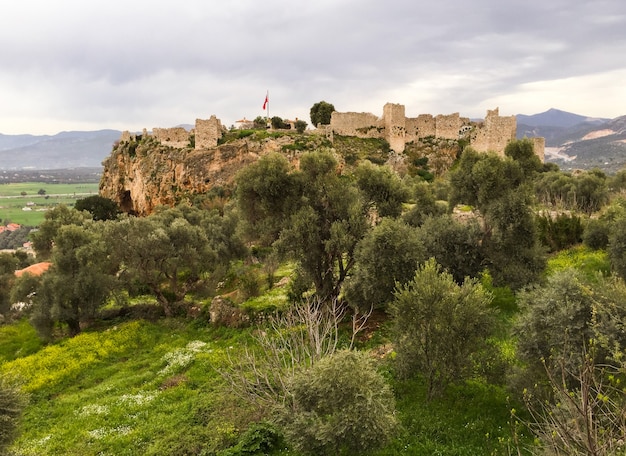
0, 182, 99, 226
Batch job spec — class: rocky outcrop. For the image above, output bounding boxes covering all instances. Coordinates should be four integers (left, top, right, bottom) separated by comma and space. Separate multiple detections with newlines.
99, 135, 298, 216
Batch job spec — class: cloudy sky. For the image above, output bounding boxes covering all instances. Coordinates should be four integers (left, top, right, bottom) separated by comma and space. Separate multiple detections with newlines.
1, 0, 625, 135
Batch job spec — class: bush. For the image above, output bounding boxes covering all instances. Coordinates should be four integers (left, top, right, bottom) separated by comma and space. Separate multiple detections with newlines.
220, 422, 282, 456
0, 375, 27, 451
536, 212, 583, 252
512, 270, 605, 395
280, 350, 397, 455
391, 259, 495, 398
583, 217, 610, 250
294, 120, 307, 133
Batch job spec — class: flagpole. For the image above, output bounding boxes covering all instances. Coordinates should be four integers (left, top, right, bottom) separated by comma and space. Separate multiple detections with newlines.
266, 90, 269, 127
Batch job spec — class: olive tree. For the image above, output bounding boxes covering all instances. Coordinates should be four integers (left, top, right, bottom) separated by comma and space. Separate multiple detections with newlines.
30, 205, 91, 259
74, 195, 120, 221
237, 151, 368, 302
309, 101, 335, 127
513, 272, 626, 455
14, 222, 118, 338
449, 148, 545, 289
391, 258, 495, 399
344, 218, 424, 310
107, 206, 243, 316
353, 161, 409, 218
418, 214, 485, 284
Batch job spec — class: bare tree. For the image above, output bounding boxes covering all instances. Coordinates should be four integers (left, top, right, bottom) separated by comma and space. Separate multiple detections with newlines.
219, 297, 371, 410
517, 342, 626, 456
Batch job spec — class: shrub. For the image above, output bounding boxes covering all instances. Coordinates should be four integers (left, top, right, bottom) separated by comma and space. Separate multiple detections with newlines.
536, 212, 583, 252
391, 259, 495, 398
0, 375, 27, 451
280, 350, 397, 455
583, 217, 610, 250
220, 422, 282, 456
294, 119, 307, 133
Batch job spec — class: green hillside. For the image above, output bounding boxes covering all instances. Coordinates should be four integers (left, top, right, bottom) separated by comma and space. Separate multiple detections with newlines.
2, 138, 626, 455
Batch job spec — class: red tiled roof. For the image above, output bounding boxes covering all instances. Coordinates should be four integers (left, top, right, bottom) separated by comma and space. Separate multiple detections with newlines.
15, 262, 52, 277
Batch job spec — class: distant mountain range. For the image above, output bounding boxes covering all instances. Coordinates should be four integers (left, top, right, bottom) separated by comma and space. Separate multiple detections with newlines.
516, 108, 626, 173
1, 109, 626, 172
0, 130, 121, 170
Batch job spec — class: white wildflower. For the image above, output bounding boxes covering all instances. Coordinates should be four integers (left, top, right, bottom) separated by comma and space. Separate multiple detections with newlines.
118, 391, 158, 406
77, 404, 109, 417
158, 340, 209, 375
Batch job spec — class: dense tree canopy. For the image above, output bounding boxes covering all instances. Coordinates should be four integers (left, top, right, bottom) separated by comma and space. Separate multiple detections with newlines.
74, 195, 120, 221
106, 206, 244, 315
31, 205, 92, 259
449, 146, 545, 288
238, 150, 368, 301
353, 161, 409, 218
309, 101, 335, 127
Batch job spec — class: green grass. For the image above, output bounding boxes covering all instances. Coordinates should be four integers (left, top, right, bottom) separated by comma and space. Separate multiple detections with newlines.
545, 244, 610, 281
374, 376, 534, 455
2, 318, 252, 455
0, 182, 99, 225
0, 311, 534, 455
0, 319, 44, 363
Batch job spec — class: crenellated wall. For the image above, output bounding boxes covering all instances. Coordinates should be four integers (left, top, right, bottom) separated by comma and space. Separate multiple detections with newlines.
329, 111, 382, 138
327, 103, 543, 159
117, 103, 543, 165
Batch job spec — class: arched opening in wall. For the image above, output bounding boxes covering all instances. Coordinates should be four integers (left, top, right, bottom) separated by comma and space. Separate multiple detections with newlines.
119, 190, 135, 215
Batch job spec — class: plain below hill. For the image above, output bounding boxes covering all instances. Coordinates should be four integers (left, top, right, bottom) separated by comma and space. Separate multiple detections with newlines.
0, 129, 121, 170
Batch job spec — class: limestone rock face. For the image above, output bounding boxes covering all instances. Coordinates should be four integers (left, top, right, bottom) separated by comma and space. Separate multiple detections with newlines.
99, 136, 292, 216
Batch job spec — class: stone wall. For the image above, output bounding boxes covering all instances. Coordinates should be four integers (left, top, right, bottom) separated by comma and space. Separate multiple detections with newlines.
329, 111, 382, 138
414, 114, 436, 139
435, 113, 462, 140
382, 103, 406, 154
118, 115, 224, 151
471, 108, 516, 156
195, 115, 224, 150
153, 127, 190, 148
327, 104, 542, 159
531, 137, 545, 162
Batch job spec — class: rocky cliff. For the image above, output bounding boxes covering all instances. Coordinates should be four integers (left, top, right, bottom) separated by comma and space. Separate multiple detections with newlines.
99, 129, 471, 216
99, 133, 329, 216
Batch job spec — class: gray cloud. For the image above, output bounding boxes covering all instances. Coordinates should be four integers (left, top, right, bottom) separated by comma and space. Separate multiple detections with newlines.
1, 0, 625, 134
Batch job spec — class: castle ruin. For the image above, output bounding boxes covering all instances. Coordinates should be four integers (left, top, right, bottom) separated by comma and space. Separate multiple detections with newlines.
120, 115, 224, 150
118, 103, 544, 161
325, 103, 544, 161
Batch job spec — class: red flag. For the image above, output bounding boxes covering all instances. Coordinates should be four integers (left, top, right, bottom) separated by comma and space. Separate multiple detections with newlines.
262, 93, 268, 110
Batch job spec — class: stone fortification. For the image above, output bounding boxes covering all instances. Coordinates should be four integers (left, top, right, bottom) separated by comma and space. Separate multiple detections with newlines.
153, 127, 189, 148
327, 103, 543, 159
105, 103, 544, 216
119, 116, 224, 151
470, 108, 516, 156
383, 103, 407, 154
531, 137, 545, 162
195, 115, 224, 149
329, 111, 381, 138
